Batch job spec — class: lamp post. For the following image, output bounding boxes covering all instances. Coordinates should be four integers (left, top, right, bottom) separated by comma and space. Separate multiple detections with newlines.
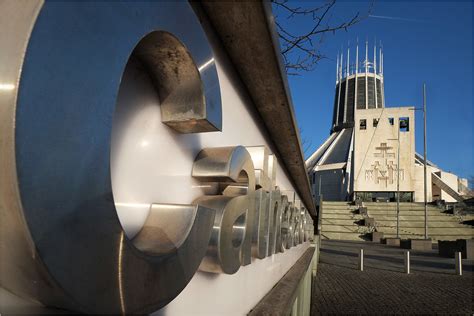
388, 127, 401, 239
396, 122, 400, 238
423, 84, 428, 239
410, 85, 429, 239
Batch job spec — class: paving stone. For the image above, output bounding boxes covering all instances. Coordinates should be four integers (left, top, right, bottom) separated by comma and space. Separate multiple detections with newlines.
311, 240, 473, 315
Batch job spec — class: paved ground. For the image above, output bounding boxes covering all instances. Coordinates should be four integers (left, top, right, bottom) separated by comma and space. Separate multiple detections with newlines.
311, 240, 473, 315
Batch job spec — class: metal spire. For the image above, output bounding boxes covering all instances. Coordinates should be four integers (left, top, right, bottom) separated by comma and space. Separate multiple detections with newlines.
374, 39, 377, 75
340, 50, 343, 80
365, 39, 368, 74
379, 41, 383, 75
373, 38, 378, 107
355, 38, 359, 74
336, 51, 339, 82
346, 43, 350, 76
381, 46, 384, 75
423, 83, 428, 239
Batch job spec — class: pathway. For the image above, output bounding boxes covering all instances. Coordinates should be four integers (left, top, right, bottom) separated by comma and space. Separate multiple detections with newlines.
311, 240, 473, 315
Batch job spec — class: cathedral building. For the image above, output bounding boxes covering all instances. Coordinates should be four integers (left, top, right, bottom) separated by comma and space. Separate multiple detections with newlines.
306, 41, 469, 203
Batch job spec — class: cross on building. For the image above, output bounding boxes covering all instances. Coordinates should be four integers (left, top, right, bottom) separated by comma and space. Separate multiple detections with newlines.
374, 142, 395, 158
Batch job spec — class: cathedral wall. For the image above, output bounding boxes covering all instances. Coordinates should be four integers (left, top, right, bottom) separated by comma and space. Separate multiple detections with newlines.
353, 107, 415, 195
413, 164, 436, 202
438, 171, 459, 202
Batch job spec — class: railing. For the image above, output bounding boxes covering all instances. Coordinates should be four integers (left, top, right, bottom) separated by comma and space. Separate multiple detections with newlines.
338, 62, 383, 81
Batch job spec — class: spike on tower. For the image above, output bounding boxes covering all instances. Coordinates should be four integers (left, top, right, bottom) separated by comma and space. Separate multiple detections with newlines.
331, 39, 385, 132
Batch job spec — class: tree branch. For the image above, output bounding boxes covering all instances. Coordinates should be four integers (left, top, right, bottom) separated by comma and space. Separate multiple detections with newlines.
272, 0, 374, 74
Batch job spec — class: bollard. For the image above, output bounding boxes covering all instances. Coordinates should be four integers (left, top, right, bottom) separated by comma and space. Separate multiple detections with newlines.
455, 251, 462, 275
404, 251, 410, 274
358, 249, 364, 271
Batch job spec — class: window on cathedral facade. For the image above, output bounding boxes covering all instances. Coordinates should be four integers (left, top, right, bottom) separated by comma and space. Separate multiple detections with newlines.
400, 117, 409, 132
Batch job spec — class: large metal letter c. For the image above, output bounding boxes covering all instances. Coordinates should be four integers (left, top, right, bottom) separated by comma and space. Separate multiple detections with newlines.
0, 2, 221, 314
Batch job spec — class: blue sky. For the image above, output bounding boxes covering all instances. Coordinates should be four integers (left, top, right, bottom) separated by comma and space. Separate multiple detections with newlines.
273, 1, 473, 181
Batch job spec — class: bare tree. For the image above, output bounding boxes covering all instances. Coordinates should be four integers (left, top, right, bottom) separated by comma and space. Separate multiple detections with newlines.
299, 127, 313, 155
272, 0, 373, 75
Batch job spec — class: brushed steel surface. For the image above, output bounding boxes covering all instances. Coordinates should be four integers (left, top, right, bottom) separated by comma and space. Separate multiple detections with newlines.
133, 30, 222, 133
195, 195, 249, 274
131, 204, 213, 255
280, 195, 291, 251
288, 205, 296, 248
246, 146, 271, 190
192, 146, 256, 271
0, 0, 55, 311
299, 209, 306, 243
293, 206, 301, 246
268, 189, 282, 255
255, 169, 272, 191
1, 2, 220, 314
300, 208, 308, 242
268, 154, 278, 188
192, 146, 256, 186
252, 189, 270, 259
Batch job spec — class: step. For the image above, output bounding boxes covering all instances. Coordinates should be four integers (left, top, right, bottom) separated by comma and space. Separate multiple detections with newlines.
364, 202, 429, 206
382, 233, 472, 241
366, 209, 441, 213
322, 206, 355, 211
367, 211, 446, 216
320, 232, 364, 241
374, 221, 469, 228
366, 203, 439, 207
321, 206, 353, 210
322, 209, 358, 214
367, 203, 439, 206
323, 218, 466, 227
322, 214, 365, 220
365, 204, 439, 208
323, 203, 355, 207
322, 219, 362, 225
322, 224, 360, 233
377, 226, 473, 235
322, 202, 352, 205
369, 214, 458, 220
370, 217, 460, 223
366, 206, 441, 211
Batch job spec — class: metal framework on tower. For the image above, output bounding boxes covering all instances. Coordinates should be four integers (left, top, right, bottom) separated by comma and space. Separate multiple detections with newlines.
332, 40, 385, 132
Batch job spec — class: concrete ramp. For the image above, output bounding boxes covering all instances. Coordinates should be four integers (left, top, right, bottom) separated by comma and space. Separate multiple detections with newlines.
431, 172, 465, 203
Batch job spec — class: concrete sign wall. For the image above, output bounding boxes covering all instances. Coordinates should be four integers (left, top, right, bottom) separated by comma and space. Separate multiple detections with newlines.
0, 1, 313, 314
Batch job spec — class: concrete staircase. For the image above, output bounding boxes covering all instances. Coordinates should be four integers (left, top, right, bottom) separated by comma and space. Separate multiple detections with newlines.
320, 202, 365, 241
365, 202, 473, 241
320, 201, 473, 241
